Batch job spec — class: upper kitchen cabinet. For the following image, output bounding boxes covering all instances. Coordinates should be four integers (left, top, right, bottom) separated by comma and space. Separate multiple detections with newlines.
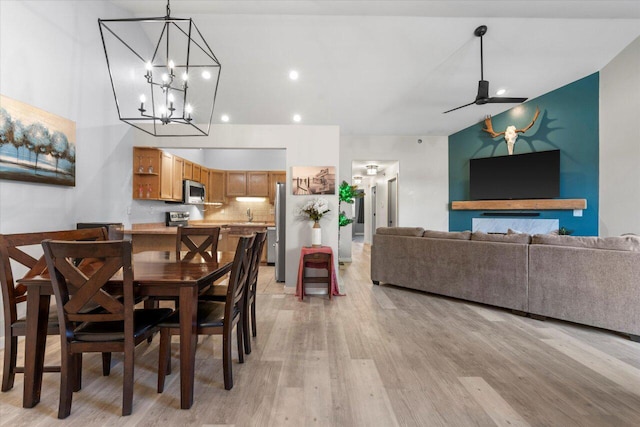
200, 167, 209, 191
247, 171, 269, 196
133, 147, 160, 199
268, 171, 286, 203
192, 164, 202, 183
183, 160, 193, 181
159, 151, 173, 200
226, 171, 247, 196
172, 156, 184, 201
226, 171, 269, 197
133, 147, 181, 201
208, 169, 226, 203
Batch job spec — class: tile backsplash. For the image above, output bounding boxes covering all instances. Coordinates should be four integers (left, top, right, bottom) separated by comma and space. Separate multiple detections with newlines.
204, 199, 275, 223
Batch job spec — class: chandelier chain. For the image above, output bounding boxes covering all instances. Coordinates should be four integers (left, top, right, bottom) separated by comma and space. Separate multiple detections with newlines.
166, 0, 171, 19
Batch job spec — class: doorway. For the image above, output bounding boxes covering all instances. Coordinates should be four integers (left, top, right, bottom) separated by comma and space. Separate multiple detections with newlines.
371, 185, 377, 236
387, 176, 397, 227
352, 189, 365, 237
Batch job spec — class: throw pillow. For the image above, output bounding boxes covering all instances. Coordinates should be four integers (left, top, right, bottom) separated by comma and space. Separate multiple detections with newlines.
423, 230, 472, 240
472, 231, 531, 244
376, 227, 425, 237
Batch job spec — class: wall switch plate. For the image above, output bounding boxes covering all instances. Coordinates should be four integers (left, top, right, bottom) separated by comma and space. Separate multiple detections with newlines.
573, 209, 583, 217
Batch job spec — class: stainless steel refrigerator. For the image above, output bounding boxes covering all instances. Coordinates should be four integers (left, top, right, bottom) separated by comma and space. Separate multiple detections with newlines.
275, 182, 286, 282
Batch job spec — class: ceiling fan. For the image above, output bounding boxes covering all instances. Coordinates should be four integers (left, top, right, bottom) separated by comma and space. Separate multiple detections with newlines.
443, 25, 528, 114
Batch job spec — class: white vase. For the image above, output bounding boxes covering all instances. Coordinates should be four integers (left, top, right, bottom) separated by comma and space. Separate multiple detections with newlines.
311, 221, 322, 247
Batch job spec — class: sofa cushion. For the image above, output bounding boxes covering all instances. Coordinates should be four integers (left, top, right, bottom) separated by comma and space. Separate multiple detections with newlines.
375, 227, 424, 237
472, 231, 531, 244
531, 234, 640, 252
423, 230, 471, 240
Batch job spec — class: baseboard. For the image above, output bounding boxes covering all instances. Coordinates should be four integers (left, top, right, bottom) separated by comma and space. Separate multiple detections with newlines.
338, 257, 352, 263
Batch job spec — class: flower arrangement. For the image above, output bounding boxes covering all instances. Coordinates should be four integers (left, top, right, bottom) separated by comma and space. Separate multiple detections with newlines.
297, 197, 330, 222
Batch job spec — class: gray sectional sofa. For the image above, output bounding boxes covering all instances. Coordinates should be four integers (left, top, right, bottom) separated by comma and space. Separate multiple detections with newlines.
371, 227, 640, 341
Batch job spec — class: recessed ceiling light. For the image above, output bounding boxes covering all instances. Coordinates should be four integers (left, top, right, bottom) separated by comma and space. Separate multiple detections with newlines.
292, 114, 301, 123
221, 114, 229, 122
202, 70, 211, 80
496, 88, 506, 96
289, 70, 299, 80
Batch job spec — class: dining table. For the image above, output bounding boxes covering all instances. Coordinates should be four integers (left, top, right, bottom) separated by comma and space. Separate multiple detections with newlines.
18, 249, 234, 410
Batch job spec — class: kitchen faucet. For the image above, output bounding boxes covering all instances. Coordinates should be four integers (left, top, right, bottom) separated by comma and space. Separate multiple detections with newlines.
246, 208, 253, 222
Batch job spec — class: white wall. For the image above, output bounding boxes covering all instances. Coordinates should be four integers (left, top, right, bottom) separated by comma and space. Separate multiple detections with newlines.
0, 1, 134, 233
135, 125, 340, 290
166, 148, 287, 171
204, 149, 286, 170
0, 2, 339, 347
339, 136, 449, 254
599, 36, 640, 237
0, 0, 137, 346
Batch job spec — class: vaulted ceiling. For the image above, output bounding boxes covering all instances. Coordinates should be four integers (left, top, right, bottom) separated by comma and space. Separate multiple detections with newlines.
109, 1, 640, 136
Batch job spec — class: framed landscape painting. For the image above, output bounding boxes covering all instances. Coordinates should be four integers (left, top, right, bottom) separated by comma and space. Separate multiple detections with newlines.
292, 166, 336, 195
0, 95, 76, 186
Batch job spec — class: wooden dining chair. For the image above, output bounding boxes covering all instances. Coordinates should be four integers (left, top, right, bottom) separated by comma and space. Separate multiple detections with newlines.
198, 231, 267, 355
42, 239, 173, 418
302, 252, 333, 299
176, 226, 221, 261
0, 228, 110, 393
242, 231, 267, 354
157, 235, 254, 393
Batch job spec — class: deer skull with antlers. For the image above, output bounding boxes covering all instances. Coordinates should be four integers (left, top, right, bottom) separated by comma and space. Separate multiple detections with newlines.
482, 107, 540, 155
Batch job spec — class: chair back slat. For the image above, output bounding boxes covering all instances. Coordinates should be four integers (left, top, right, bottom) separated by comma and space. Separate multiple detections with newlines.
42, 240, 133, 335
59, 257, 125, 317
247, 232, 267, 290
176, 227, 220, 262
0, 228, 108, 325
225, 235, 254, 321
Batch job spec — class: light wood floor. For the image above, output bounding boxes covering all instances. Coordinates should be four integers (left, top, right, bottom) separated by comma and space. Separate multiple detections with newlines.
1, 242, 640, 426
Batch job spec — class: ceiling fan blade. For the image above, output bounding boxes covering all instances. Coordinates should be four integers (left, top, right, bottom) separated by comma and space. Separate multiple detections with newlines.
443, 101, 476, 114
486, 97, 528, 104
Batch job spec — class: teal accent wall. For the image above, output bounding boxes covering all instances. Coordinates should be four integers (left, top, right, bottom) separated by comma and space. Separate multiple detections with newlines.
448, 73, 599, 236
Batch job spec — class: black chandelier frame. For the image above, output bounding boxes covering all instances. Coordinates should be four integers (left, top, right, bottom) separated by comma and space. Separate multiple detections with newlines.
98, 1, 221, 137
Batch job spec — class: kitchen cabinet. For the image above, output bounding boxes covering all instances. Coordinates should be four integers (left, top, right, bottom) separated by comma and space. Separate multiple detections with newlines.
247, 172, 269, 196
208, 169, 226, 203
183, 160, 193, 180
200, 167, 209, 194
226, 171, 247, 196
226, 171, 269, 197
219, 225, 268, 263
268, 171, 286, 203
160, 151, 174, 200
192, 164, 201, 183
172, 156, 184, 201
132, 147, 181, 201
132, 147, 161, 200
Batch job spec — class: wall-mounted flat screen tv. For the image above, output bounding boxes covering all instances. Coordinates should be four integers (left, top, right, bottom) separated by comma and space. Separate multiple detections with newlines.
470, 150, 560, 200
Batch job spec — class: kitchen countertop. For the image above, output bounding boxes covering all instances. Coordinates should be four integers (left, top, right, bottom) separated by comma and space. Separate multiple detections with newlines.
125, 222, 274, 235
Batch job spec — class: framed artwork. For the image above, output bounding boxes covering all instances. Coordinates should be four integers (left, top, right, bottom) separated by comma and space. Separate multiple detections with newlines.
0, 95, 76, 186
292, 166, 336, 195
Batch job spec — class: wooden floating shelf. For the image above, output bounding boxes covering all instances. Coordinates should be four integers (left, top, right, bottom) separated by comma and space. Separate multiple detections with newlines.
451, 199, 587, 211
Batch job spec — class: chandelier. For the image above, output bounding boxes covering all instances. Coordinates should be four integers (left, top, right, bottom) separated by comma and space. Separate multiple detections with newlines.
366, 164, 378, 175
98, 0, 221, 136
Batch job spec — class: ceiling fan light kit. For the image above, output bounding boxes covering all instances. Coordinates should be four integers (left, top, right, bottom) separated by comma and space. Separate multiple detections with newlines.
443, 25, 528, 114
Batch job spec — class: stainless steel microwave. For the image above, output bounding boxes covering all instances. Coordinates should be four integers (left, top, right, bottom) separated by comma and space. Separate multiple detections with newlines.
183, 180, 205, 204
